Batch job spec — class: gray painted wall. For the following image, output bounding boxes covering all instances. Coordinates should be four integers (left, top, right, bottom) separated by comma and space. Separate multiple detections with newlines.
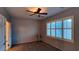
13, 18, 39, 44
0, 8, 9, 18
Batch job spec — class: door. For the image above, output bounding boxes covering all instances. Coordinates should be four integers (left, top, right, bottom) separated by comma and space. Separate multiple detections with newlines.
0, 15, 5, 51
5, 20, 12, 50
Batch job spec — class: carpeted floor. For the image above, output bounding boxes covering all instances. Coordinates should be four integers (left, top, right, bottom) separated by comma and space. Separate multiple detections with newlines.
8, 41, 61, 51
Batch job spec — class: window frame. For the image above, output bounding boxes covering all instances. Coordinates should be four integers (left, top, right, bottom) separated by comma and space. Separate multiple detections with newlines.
62, 16, 74, 42
51, 21, 56, 37
46, 22, 51, 37
55, 19, 62, 39
51, 19, 63, 39
46, 16, 74, 43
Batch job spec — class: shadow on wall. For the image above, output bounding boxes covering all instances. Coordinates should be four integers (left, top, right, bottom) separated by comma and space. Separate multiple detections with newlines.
9, 16, 17, 45
11, 21, 18, 45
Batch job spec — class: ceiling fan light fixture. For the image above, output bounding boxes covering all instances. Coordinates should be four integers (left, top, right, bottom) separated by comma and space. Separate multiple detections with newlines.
26, 7, 47, 17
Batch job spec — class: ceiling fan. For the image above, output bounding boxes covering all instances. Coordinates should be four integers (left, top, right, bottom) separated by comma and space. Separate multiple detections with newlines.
26, 8, 47, 17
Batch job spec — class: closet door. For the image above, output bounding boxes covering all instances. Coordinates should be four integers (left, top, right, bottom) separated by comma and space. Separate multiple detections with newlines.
0, 15, 5, 51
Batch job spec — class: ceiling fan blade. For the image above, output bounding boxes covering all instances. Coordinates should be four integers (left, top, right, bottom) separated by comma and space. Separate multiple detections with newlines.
36, 8, 41, 13
39, 13, 47, 15
29, 13, 36, 16
26, 10, 34, 13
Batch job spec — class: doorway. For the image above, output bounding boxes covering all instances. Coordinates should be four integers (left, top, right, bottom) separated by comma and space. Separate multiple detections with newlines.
5, 20, 12, 51
0, 15, 12, 51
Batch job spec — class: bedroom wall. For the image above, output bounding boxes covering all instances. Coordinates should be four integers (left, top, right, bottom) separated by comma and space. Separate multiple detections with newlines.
0, 8, 8, 17
40, 7, 79, 51
13, 18, 39, 44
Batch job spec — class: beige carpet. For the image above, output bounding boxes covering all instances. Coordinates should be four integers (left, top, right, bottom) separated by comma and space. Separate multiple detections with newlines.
8, 41, 61, 51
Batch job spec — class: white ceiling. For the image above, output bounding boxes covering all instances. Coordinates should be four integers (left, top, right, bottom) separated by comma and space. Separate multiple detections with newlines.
5, 7, 70, 20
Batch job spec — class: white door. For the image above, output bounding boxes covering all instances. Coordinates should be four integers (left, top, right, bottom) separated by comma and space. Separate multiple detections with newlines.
0, 15, 5, 51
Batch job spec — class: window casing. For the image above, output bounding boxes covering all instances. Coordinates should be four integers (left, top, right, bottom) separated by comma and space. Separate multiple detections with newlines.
51, 22, 55, 37
46, 16, 74, 42
47, 22, 51, 36
63, 18, 73, 41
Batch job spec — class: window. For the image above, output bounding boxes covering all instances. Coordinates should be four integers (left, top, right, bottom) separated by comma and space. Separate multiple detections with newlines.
63, 18, 72, 40
56, 20, 62, 38
56, 21, 62, 28
56, 29, 62, 38
47, 22, 51, 36
46, 16, 73, 42
51, 22, 55, 36
51, 20, 62, 38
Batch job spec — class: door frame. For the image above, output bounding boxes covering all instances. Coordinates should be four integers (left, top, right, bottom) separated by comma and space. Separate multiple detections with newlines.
0, 15, 12, 51
5, 20, 12, 51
